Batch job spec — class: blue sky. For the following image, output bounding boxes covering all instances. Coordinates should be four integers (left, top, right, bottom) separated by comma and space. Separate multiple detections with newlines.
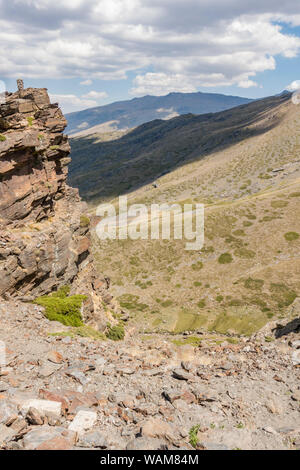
1, 1, 300, 112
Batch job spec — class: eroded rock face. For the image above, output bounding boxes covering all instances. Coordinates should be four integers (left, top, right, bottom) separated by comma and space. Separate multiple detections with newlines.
0, 84, 116, 330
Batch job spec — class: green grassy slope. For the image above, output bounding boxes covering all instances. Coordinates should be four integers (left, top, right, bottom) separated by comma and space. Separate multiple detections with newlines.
88, 94, 300, 336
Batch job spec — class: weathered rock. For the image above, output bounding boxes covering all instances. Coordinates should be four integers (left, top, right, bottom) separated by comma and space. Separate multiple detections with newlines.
26, 407, 45, 425
0, 401, 18, 424
292, 350, 300, 366
0, 424, 17, 448
78, 430, 108, 449
68, 410, 97, 435
21, 399, 62, 418
140, 417, 173, 439
22, 427, 62, 450
172, 368, 194, 381
126, 437, 169, 450
0, 381, 9, 392
36, 436, 74, 450
47, 351, 64, 364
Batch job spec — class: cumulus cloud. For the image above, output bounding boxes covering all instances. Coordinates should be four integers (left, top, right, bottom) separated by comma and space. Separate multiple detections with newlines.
238, 79, 258, 89
81, 90, 108, 99
131, 73, 197, 96
286, 80, 300, 91
0, 1, 300, 95
49, 93, 98, 113
80, 79, 93, 86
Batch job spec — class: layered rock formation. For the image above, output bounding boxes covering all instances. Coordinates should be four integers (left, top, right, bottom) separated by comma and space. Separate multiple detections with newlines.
0, 82, 118, 330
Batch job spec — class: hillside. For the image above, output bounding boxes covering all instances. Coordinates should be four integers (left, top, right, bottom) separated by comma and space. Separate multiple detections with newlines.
69, 93, 289, 203
66, 91, 253, 136
73, 91, 300, 337
0, 87, 299, 452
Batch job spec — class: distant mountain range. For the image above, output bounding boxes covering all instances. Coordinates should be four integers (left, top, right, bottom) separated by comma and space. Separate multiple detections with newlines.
66, 91, 253, 136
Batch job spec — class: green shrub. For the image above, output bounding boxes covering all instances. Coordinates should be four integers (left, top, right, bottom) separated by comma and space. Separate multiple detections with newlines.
191, 261, 203, 271
269, 283, 297, 308
0, 134, 6, 142
193, 281, 202, 287
34, 288, 86, 327
271, 200, 288, 209
245, 214, 256, 220
189, 425, 201, 449
106, 323, 125, 341
118, 294, 148, 312
52, 285, 71, 298
197, 299, 206, 308
27, 116, 34, 126
218, 253, 233, 264
244, 278, 264, 290
284, 232, 299, 241
228, 299, 243, 307
80, 215, 90, 228
234, 248, 255, 259
233, 229, 245, 237
216, 295, 224, 302
49, 325, 106, 340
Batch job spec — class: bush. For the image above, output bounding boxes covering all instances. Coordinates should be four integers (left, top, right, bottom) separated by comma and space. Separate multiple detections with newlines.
271, 200, 288, 209
234, 248, 255, 259
244, 278, 264, 290
189, 425, 201, 449
34, 286, 86, 327
284, 232, 299, 241
80, 215, 90, 228
269, 283, 297, 308
197, 299, 206, 308
191, 261, 203, 271
218, 253, 233, 264
0, 134, 6, 142
106, 323, 125, 341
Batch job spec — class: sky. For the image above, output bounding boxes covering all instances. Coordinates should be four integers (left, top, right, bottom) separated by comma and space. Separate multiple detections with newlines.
0, 0, 300, 113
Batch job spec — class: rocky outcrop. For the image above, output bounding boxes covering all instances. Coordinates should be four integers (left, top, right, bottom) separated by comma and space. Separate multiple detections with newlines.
0, 82, 118, 330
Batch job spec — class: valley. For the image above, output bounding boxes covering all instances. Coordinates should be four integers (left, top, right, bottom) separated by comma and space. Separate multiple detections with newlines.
68, 93, 300, 337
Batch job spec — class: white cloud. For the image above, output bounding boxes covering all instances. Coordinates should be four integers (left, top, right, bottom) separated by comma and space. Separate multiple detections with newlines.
50, 90, 108, 112
238, 79, 258, 88
0, 1, 300, 95
286, 80, 300, 91
49, 93, 98, 113
81, 90, 108, 99
80, 79, 93, 86
131, 73, 197, 96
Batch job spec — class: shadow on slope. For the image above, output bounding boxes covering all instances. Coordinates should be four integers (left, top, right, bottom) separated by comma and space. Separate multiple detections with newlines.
68, 94, 291, 203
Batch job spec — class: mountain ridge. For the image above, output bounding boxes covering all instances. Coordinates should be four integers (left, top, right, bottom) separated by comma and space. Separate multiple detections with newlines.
68, 93, 290, 203
66, 90, 253, 136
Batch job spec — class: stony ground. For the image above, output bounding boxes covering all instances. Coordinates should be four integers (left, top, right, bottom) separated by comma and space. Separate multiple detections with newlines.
0, 300, 299, 451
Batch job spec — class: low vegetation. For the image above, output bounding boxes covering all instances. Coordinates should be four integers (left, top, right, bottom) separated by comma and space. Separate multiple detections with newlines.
34, 286, 86, 327
106, 322, 125, 341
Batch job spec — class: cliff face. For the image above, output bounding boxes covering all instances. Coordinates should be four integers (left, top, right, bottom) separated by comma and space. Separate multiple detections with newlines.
0, 83, 117, 330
